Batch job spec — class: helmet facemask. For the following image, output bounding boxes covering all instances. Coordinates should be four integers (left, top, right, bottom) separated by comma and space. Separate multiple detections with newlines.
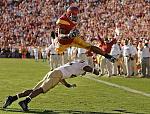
66, 6, 79, 23
69, 13, 78, 22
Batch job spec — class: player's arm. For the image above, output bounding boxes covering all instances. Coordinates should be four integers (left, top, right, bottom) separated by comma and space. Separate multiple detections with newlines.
60, 79, 76, 88
58, 28, 69, 38
83, 66, 99, 75
58, 28, 80, 39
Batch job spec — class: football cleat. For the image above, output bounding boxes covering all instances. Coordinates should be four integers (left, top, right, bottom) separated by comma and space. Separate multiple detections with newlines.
18, 100, 29, 111
3, 96, 14, 108
104, 54, 116, 63
108, 57, 116, 63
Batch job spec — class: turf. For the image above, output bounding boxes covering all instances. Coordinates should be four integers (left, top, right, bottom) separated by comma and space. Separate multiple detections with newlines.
0, 58, 150, 114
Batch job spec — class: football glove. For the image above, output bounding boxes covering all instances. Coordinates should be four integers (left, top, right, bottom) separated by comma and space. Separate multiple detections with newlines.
68, 29, 80, 38
66, 84, 77, 88
70, 84, 77, 88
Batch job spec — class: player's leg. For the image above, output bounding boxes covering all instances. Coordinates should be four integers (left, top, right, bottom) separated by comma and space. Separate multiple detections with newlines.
2, 89, 33, 109
55, 43, 71, 54
12, 73, 50, 99
73, 36, 116, 63
18, 88, 43, 111
2, 82, 45, 109
2, 72, 50, 109
18, 70, 62, 111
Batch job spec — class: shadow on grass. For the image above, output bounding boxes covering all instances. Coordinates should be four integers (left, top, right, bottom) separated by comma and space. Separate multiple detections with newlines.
0, 107, 119, 114
112, 109, 145, 114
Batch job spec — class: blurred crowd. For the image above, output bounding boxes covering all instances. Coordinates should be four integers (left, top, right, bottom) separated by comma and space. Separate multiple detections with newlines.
0, 0, 150, 77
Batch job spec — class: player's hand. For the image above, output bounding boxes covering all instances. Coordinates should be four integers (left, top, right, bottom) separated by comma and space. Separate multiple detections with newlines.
68, 29, 80, 38
71, 84, 77, 88
66, 83, 77, 88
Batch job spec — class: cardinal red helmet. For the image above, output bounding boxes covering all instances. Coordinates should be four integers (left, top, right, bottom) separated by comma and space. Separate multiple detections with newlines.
66, 6, 79, 22
66, 6, 79, 16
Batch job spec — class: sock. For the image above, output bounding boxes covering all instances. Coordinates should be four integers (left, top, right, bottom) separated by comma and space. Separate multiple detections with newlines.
12, 95, 18, 101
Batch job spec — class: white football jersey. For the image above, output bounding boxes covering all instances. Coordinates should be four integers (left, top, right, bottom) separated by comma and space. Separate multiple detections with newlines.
55, 60, 88, 79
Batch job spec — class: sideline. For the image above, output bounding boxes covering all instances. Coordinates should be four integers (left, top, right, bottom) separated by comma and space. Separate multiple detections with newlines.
85, 76, 150, 97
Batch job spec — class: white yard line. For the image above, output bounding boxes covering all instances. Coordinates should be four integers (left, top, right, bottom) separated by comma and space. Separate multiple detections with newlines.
85, 76, 150, 97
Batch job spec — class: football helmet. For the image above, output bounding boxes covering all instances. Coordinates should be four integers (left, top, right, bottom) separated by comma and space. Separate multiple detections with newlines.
66, 6, 79, 22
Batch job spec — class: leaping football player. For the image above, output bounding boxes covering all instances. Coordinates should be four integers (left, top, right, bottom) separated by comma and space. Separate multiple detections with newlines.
55, 6, 116, 63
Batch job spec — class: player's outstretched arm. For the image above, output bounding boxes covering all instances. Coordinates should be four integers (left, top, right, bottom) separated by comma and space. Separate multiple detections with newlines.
83, 66, 99, 75
60, 79, 76, 88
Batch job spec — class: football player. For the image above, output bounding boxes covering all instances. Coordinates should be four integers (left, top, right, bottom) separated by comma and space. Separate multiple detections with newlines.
56, 6, 116, 63
3, 60, 99, 111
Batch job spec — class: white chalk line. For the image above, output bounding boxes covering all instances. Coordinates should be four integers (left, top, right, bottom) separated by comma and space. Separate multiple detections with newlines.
85, 76, 150, 97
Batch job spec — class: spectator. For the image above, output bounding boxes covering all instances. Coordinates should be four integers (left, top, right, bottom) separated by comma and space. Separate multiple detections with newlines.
121, 39, 133, 77
140, 40, 150, 78
33, 46, 39, 62
41, 45, 47, 62
110, 40, 122, 76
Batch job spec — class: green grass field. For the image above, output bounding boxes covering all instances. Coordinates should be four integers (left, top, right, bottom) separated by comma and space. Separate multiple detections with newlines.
0, 59, 150, 114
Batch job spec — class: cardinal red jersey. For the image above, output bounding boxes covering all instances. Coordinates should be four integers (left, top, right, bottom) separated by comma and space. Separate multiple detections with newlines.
56, 14, 77, 33
99, 38, 117, 53
56, 14, 77, 45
